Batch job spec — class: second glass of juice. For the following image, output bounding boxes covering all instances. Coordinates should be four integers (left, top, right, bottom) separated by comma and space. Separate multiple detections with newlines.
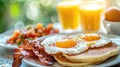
79, 0, 105, 33
57, 0, 80, 32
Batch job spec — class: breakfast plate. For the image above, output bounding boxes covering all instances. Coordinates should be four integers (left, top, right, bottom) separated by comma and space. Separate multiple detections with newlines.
23, 33, 120, 67
0, 29, 18, 50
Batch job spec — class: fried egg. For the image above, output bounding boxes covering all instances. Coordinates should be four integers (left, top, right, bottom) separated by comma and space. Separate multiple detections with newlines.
80, 33, 111, 48
41, 34, 88, 54
41, 33, 111, 54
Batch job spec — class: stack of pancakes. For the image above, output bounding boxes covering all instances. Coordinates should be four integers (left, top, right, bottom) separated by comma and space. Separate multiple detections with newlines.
54, 42, 119, 67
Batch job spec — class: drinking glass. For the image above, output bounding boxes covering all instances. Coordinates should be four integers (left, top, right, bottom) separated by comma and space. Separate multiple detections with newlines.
57, 0, 80, 33
79, 0, 105, 33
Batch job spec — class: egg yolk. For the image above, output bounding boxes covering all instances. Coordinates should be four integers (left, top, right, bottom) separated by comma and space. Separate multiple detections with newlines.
81, 34, 100, 41
55, 39, 77, 48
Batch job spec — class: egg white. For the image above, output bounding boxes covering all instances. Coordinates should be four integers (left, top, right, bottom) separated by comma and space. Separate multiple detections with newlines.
71, 33, 111, 48
88, 35, 111, 48
41, 35, 88, 54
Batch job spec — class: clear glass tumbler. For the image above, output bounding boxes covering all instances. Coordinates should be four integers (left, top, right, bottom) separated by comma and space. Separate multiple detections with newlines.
57, 0, 80, 33
79, 0, 105, 33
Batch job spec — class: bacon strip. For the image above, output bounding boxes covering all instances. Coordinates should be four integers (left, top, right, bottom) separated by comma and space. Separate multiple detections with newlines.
12, 48, 24, 67
12, 39, 55, 67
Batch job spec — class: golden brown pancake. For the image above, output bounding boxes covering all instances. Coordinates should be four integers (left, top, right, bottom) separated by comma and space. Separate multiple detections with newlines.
63, 42, 119, 63
54, 53, 92, 67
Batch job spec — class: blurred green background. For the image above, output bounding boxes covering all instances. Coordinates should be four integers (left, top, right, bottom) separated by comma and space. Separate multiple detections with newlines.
0, 0, 58, 33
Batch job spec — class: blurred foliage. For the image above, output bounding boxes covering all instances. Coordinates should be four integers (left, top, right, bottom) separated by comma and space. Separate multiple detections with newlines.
0, 0, 10, 33
38, 0, 58, 24
0, 0, 58, 33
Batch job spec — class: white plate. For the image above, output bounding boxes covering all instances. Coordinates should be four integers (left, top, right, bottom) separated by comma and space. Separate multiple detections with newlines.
0, 29, 18, 50
23, 33, 120, 67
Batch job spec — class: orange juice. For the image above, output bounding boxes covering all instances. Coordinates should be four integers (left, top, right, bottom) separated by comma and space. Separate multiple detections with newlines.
57, 1, 80, 30
79, 4, 104, 32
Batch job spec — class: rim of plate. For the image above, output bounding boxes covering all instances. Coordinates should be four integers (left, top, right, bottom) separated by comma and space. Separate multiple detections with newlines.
0, 29, 18, 49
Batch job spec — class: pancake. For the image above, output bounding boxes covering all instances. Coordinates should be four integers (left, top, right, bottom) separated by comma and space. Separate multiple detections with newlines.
54, 53, 92, 67
63, 42, 119, 63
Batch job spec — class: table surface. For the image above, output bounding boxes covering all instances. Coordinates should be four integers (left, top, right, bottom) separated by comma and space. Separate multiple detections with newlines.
0, 23, 120, 67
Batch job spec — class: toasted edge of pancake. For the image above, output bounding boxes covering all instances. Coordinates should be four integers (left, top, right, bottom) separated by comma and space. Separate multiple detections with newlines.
54, 53, 92, 67
63, 42, 119, 63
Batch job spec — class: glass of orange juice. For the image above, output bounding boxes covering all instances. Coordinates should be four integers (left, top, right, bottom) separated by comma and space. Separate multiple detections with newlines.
57, 0, 80, 33
79, 0, 105, 33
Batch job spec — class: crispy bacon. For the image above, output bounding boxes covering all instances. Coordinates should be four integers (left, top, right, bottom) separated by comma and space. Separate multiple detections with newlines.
12, 48, 24, 67
12, 39, 55, 67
